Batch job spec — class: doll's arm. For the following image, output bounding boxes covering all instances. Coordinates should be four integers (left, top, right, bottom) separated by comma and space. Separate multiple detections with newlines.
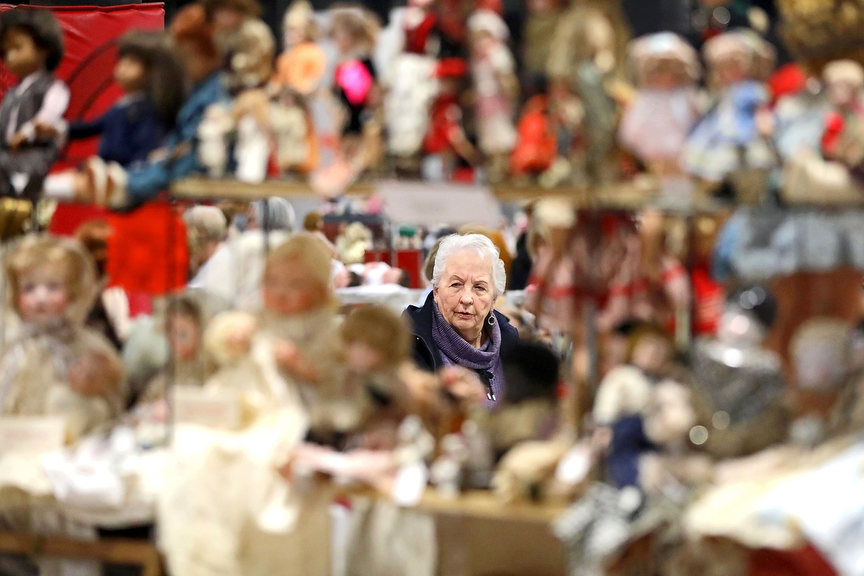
14, 81, 70, 147
67, 113, 108, 141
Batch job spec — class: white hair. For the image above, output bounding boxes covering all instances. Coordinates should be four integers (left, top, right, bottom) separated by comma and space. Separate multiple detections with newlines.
432, 233, 506, 297
184, 205, 227, 242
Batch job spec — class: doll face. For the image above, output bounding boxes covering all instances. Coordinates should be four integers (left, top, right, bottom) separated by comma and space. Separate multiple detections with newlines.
114, 55, 147, 94
630, 334, 672, 376
345, 341, 384, 373
212, 7, 245, 33
331, 23, 355, 55
827, 79, 862, 109
17, 265, 69, 325
3, 28, 46, 78
168, 313, 201, 362
433, 250, 496, 345
263, 257, 327, 315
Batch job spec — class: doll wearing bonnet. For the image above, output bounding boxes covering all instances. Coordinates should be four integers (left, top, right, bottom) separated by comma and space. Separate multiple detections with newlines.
0, 235, 124, 444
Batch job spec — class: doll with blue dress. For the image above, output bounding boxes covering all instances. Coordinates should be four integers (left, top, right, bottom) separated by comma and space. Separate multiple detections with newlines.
683, 29, 776, 183
40, 30, 185, 201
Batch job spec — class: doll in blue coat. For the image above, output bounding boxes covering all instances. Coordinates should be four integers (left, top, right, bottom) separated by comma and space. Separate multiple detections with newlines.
41, 30, 185, 201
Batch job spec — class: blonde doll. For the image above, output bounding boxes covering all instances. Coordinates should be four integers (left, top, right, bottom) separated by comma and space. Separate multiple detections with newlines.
0, 235, 124, 444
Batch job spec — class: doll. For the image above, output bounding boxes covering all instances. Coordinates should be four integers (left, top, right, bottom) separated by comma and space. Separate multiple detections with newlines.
201, 0, 267, 91
273, 0, 327, 97
691, 285, 789, 458
0, 8, 68, 201
618, 33, 701, 177
41, 30, 185, 201
521, 0, 563, 94
510, 89, 558, 180
196, 102, 234, 178
316, 6, 382, 194
467, 9, 517, 183
421, 58, 475, 181
80, 4, 229, 208
0, 235, 124, 445
269, 0, 324, 175
598, 208, 690, 334
683, 29, 777, 184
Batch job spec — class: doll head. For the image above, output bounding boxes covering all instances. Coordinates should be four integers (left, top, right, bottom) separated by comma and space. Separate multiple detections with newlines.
704, 29, 775, 88
303, 210, 323, 232
165, 295, 205, 363
467, 9, 508, 55
117, 30, 185, 127
202, 0, 262, 33
229, 18, 276, 89
0, 8, 64, 76
629, 32, 699, 90
170, 4, 221, 85
6, 235, 96, 327
822, 60, 864, 110
341, 305, 410, 373
283, 0, 320, 48
204, 310, 258, 367
262, 232, 333, 316
791, 317, 850, 393
627, 323, 674, 377
328, 6, 379, 57
717, 285, 776, 348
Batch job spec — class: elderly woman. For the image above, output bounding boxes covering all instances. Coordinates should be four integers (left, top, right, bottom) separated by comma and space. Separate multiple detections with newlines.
405, 233, 519, 401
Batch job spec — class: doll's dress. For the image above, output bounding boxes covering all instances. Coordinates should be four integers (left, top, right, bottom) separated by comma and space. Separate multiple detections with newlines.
386, 53, 438, 157
618, 87, 700, 165
0, 322, 120, 443
335, 57, 377, 137
0, 72, 69, 200
273, 41, 327, 97
472, 44, 517, 155
684, 80, 775, 182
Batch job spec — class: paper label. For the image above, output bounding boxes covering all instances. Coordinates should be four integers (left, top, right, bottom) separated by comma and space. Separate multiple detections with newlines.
0, 416, 66, 453
172, 386, 241, 430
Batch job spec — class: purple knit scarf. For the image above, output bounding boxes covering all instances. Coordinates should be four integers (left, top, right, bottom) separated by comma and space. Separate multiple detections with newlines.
431, 301, 504, 402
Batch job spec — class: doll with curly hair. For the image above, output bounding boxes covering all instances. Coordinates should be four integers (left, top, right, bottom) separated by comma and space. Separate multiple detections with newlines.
0, 8, 68, 201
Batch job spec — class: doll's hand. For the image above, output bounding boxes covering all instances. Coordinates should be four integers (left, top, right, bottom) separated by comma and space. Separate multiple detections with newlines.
8, 131, 28, 149
34, 122, 58, 140
274, 339, 319, 383
439, 366, 487, 406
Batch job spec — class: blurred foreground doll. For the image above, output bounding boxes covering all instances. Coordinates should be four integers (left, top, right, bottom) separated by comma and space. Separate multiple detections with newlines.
618, 33, 701, 178
683, 29, 777, 184
691, 285, 788, 458
421, 58, 476, 181
312, 6, 382, 197
202, 0, 271, 93
0, 235, 125, 444
0, 8, 68, 201
467, 9, 518, 183
41, 30, 185, 201
81, 4, 228, 208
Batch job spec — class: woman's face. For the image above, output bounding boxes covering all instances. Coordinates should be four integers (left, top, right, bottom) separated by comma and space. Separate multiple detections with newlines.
114, 55, 147, 94
263, 257, 327, 315
17, 265, 69, 325
434, 249, 496, 345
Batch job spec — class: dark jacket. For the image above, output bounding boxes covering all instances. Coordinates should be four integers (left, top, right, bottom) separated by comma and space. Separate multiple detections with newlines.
403, 292, 519, 374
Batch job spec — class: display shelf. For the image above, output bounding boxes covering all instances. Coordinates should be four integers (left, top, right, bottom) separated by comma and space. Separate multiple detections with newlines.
412, 489, 567, 524
171, 177, 375, 200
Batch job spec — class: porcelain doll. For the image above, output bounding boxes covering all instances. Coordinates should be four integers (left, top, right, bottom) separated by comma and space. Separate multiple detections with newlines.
683, 29, 777, 183
0, 8, 68, 201
421, 58, 476, 181
0, 235, 125, 445
201, 0, 266, 91
41, 30, 185, 201
196, 102, 234, 178
319, 6, 382, 193
691, 285, 789, 458
521, 0, 563, 94
467, 9, 517, 183
81, 4, 229, 209
619, 32, 701, 177
232, 89, 272, 183
269, 0, 324, 175
272, 0, 327, 96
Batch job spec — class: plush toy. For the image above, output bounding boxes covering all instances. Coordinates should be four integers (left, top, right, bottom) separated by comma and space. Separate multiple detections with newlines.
683, 29, 777, 184
619, 32, 701, 177
81, 4, 229, 208
467, 9, 517, 183
42, 31, 185, 202
0, 235, 125, 444
692, 285, 789, 458
0, 8, 68, 201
